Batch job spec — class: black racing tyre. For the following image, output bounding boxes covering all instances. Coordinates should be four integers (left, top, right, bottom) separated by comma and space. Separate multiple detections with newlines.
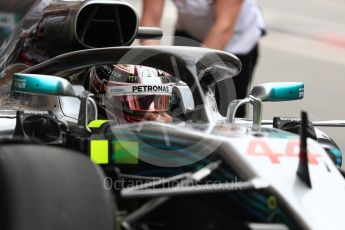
0, 144, 116, 230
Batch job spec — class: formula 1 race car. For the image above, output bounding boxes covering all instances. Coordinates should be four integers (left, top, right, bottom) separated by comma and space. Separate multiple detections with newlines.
0, 1, 345, 230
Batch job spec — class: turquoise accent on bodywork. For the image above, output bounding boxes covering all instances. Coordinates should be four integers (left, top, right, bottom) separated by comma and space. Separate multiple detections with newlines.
12, 73, 75, 96
269, 82, 304, 101
328, 148, 342, 166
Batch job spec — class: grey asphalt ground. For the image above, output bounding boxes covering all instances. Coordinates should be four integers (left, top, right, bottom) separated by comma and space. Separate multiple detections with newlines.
128, 0, 345, 164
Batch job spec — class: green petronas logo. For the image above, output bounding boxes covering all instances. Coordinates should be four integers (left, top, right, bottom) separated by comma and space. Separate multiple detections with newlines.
161, 76, 170, 83
128, 75, 138, 82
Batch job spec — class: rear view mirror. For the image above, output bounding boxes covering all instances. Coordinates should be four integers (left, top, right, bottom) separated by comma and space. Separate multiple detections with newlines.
11, 73, 97, 132
12, 73, 76, 97
250, 82, 304, 102
228, 82, 305, 132
136, 27, 163, 40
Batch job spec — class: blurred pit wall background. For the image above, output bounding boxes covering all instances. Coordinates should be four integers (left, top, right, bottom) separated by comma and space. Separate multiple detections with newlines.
128, 0, 345, 164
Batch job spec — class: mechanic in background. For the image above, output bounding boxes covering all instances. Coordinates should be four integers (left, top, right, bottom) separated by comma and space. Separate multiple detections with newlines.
140, 0, 265, 117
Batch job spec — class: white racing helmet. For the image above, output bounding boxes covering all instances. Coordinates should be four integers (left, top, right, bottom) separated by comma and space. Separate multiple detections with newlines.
90, 64, 175, 123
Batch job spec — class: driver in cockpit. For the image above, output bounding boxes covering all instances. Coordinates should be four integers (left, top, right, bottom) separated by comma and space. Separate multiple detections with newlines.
89, 64, 177, 124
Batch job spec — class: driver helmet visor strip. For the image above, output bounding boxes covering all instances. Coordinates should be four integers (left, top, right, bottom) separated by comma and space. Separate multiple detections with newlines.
91, 64, 178, 112
106, 82, 173, 112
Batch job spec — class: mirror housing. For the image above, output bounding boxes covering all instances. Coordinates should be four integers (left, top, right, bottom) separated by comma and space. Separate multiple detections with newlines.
228, 82, 305, 132
11, 73, 97, 132
12, 73, 76, 97
250, 82, 304, 102
136, 27, 163, 40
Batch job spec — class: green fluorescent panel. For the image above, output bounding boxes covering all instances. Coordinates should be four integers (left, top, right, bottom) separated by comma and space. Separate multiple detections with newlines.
90, 140, 109, 164
113, 141, 139, 165
88, 120, 108, 128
